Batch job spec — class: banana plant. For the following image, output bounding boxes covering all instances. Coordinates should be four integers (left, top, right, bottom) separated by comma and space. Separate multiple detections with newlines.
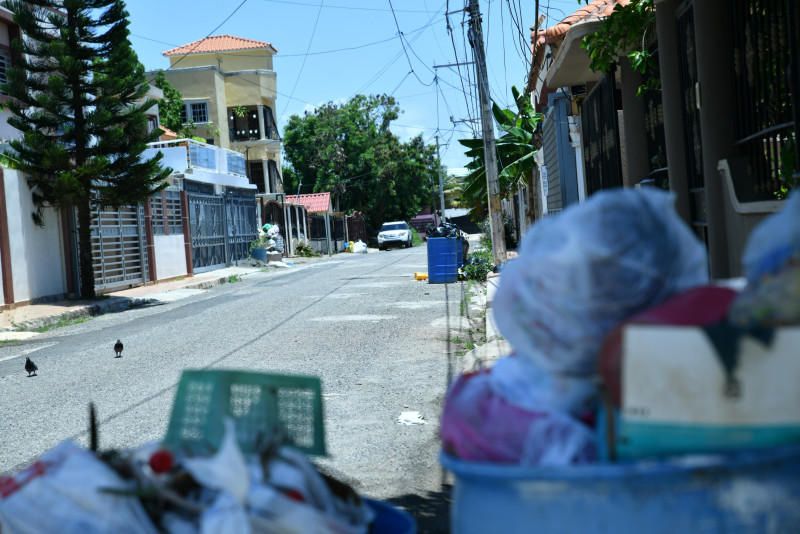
458, 86, 542, 219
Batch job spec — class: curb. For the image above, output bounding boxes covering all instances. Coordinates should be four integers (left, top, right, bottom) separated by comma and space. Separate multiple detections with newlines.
9, 274, 235, 333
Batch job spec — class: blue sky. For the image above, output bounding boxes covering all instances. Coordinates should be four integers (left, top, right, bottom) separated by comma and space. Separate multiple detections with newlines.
125, 0, 581, 170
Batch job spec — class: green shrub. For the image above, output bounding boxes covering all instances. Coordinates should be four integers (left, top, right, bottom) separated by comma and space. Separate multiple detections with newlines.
462, 254, 494, 281
295, 242, 319, 257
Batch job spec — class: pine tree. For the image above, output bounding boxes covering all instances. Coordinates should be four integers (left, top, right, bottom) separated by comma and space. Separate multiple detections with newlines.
1, 0, 171, 298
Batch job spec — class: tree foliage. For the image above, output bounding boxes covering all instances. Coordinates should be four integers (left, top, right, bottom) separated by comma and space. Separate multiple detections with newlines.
151, 70, 185, 134
579, 0, 657, 96
282, 94, 437, 233
1, 0, 171, 298
459, 86, 542, 220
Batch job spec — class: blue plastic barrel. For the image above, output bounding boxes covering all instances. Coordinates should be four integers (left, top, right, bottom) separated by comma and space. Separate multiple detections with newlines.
427, 237, 459, 283
365, 499, 417, 534
456, 237, 464, 269
441, 446, 800, 533
250, 246, 267, 262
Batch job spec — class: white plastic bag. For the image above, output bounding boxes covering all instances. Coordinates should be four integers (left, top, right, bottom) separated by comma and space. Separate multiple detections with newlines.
0, 441, 159, 534
493, 189, 708, 381
740, 190, 800, 283
352, 240, 367, 254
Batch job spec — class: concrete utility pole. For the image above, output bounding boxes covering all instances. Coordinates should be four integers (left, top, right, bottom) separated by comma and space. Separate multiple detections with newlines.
468, 0, 506, 265
436, 135, 446, 224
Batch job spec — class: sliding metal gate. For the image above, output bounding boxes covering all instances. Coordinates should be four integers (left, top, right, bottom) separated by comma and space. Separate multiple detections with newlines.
188, 191, 226, 273
187, 182, 259, 273
90, 205, 147, 290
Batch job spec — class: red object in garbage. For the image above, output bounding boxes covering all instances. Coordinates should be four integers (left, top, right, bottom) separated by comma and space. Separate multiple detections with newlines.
148, 450, 174, 474
598, 285, 739, 407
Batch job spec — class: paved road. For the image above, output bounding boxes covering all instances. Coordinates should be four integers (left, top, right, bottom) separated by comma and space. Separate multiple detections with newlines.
0, 246, 468, 532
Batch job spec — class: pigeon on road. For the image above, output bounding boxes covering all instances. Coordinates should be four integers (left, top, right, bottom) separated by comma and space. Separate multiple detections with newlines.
114, 339, 124, 358
25, 357, 37, 377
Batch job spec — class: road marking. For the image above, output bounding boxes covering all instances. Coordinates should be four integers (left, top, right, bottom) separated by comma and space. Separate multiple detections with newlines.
0, 342, 58, 363
312, 315, 397, 322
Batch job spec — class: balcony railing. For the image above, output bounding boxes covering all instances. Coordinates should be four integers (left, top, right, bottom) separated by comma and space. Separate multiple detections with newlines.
145, 138, 246, 178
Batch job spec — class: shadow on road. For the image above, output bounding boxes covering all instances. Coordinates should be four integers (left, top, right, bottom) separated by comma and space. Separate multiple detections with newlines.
384, 486, 452, 534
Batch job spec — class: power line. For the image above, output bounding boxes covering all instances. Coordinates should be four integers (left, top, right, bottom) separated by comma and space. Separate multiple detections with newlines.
388, 0, 435, 87
279, 0, 325, 121
165, 0, 249, 72
256, 0, 435, 13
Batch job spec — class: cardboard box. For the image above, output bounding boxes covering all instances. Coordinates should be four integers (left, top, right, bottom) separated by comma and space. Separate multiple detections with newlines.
615, 325, 800, 458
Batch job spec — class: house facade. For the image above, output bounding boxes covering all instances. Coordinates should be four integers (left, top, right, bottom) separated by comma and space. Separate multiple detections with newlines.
154, 34, 284, 199
527, 0, 799, 278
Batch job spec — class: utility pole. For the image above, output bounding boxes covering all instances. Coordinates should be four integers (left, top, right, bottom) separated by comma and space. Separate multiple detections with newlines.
436, 135, 446, 225
468, 0, 506, 265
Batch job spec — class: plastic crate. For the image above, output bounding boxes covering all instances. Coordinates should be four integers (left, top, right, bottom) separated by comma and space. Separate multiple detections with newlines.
163, 370, 326, 456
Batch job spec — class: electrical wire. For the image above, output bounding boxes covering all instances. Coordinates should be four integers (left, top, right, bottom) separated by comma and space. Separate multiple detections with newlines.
279, 0, 325, 122
388, 0, 435, 87
164, 0, 249, 72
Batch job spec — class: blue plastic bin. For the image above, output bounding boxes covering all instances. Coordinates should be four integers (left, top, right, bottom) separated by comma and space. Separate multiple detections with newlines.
366, 499, 417, 534
250, 246, 267, 262
441, 446, 800, 533
427, 237, 459, 283
456, 237, 465, 269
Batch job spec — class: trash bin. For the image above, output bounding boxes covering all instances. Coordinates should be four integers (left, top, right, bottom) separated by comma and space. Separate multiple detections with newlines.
456, 237, 465, 270
366, 499, 417, 534
441, 446, 800, 534
250, 246, 267, 262
427, 237, 459, 283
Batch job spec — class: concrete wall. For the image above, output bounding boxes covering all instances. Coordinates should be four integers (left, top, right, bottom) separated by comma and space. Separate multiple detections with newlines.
3, 169, 66, 303
154, 234, 187, 280
170, 50, 274, 72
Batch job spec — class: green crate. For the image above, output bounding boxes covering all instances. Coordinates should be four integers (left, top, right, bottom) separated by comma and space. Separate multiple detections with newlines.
163, 370, 326, 456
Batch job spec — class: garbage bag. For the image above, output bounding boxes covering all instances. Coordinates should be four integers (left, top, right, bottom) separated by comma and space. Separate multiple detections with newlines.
0, 441, 159, 534
352, 240, 367, 254
739, 190, 800, 284
441, 369, 596, 466
728, 190, 800, 326
493, 188, 708, 383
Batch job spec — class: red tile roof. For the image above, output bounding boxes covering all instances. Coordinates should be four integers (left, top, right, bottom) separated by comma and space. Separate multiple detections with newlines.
292, 192, 331, 213
527, 0, 630, 93
163, 34, 277, 57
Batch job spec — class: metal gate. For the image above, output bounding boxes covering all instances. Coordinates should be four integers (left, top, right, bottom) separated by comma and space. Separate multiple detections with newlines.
188, 192, 226, 273
581, 69, 623, 195
187, 184, 258, 273
676, 1, 708, 246
226, 191, 258, 265
90, 205, 147, 290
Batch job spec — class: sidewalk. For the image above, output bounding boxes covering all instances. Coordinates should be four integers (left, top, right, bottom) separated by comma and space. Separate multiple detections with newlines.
460, 270, 512, 372
0, 264, 272, 340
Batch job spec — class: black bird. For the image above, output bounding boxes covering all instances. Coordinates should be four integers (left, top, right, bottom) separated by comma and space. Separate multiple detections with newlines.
25, 357, 37, 377
114, 339, 124, 358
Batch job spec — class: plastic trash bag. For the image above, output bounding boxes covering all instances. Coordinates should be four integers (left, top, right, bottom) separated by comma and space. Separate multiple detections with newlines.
352, 240, 367, 254
0, 441, 159, 534
441, 369, 596, 466
728, 191, 800, 326
739, 190, 800, 284
493, 188, 708, 383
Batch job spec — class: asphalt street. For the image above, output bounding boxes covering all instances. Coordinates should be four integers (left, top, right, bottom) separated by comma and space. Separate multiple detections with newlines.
0, 245, 468, 532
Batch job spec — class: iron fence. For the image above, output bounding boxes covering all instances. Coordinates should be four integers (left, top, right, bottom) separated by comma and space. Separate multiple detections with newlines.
581, 70, 623, 195
729, 0, 797, 199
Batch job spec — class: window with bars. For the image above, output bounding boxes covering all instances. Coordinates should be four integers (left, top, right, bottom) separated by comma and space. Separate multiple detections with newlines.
0, 48, 11, 95
190, 102, 208, 123
150, 191, 183, 235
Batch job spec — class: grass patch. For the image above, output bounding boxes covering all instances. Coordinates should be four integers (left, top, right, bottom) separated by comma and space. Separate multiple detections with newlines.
465, 341, 475, 350
35, 316, 92, 333
228, 274, 242, 283
412, 230, 423, 246
0, 339, 22, 347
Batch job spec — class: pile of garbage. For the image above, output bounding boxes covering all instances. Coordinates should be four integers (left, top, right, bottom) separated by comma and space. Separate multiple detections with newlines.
441, 188, 800, 466
425, 221, 462, 239
345, 240, 368, 253
0, 370, 405, 534
257, 223, 284, 254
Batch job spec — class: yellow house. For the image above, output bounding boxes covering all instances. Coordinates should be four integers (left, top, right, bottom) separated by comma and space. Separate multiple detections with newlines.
158, 34, 283, 195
